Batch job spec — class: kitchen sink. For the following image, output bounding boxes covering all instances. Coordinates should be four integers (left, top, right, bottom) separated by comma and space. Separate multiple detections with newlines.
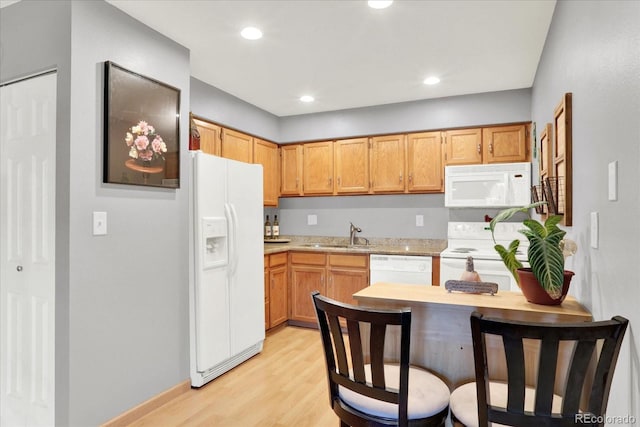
299, 243, 370, 249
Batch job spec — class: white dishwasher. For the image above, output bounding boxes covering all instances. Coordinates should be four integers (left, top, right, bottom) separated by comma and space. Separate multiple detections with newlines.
369, 255, 432, 285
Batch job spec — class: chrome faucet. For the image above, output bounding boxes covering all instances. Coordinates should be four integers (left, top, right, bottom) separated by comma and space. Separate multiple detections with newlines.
349, 222, 362, 246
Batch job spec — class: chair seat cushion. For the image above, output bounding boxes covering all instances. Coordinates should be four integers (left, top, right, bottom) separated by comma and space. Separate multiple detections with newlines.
338, 364, 450, 420
449, 381, 563, 427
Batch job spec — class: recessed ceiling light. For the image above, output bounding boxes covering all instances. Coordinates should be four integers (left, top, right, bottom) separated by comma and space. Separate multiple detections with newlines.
300, 95, 315, 103
368, 0, 393, 9
423, 76, 441, 85
241, 27, 263, 40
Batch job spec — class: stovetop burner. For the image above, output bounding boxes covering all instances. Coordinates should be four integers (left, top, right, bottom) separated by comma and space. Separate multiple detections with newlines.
441, 222, 529, 262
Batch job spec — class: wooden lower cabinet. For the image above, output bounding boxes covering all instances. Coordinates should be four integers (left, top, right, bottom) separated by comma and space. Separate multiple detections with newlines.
289, 252, 327, 324
265, 252, 288, 329
269, 264, 288, 327
264, 256, 269, 329
327, 253, 369, 306
289, 252, 369, 325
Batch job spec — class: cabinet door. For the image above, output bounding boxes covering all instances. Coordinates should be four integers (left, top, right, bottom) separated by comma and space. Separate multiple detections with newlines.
193, 118, 221, 156
328, 268, 369, 306
254, 138, 279, 206
264, 259, 269, 330
482, 125, 527, 163
222, 128, 253, 163
334, 137, 369, 194
269, 265, 288, 328
280, 144, 303, 196
444, 128, 482, 165
370, 134, 406, 193
407, 131, 443, 192
303, 141, 334, 195
290, 265, 325, 323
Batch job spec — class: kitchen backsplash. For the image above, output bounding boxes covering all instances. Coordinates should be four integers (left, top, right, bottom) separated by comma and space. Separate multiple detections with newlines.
264, 194, 524, 240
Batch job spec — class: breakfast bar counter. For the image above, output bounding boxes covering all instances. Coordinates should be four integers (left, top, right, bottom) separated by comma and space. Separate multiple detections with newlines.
353, 282, 592, 389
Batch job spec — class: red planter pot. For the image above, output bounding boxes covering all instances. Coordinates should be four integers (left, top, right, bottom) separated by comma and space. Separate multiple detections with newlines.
516, 268, 575, 305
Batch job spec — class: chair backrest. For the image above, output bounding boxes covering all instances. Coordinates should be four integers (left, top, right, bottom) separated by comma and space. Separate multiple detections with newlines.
470, 311, 629, 427
311, 291, 412, 425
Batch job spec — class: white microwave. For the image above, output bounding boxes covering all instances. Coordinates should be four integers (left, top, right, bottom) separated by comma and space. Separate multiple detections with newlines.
444, 162, 531, 208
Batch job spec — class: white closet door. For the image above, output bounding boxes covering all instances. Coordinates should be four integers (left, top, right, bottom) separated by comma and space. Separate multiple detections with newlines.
1, 72, 57, 427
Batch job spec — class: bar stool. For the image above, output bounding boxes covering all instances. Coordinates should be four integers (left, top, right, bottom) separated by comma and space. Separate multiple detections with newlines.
311, 291, 450, 427
449, 312, 628, 427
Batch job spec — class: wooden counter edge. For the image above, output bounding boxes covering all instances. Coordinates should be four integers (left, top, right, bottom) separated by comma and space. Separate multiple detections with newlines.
354, 282, 592, 321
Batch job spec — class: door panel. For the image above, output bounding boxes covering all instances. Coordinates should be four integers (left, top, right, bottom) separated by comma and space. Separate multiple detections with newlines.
302, 141, 333, 194
1, 72, 56, 427
370, 135, 405, 192
407, 132, 443, 192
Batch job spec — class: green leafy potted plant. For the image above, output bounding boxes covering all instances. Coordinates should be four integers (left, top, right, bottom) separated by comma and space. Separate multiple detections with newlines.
489, 202, 577, 305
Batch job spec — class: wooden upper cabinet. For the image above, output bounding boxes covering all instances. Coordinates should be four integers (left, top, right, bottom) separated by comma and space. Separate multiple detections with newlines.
444, 128, 482, 165
221, 128, 253, 163
370, 134, 406, 193
253, 138, 280, 206
482, 124, 528, 163
407, 132, 443, 192
334, 137, 369, 194
193, 118, 221, 156
303, 141, 334, 195
280, 144, 303, 196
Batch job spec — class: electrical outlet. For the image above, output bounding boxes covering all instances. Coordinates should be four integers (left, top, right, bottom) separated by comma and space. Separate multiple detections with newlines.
307, 214, 317, 226
416, 215, 424, 227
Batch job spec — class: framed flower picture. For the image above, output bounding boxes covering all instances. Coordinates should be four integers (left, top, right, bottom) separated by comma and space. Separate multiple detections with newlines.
103, 61, 180, 188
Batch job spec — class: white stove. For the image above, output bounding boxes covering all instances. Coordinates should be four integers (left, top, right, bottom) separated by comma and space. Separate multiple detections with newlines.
440, 222, 529, 292
440, 222, 529, 261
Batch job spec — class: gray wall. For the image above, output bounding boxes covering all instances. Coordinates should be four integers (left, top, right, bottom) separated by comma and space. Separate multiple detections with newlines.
2, 1, 191, 425
275, 194, 449, 240
67, 2, 190, 425
192, 79, 532, 240
531, 0, 640, 419
279, 88, 532, 143
191, 77, 280, 142
272, 89, 532, 239
1, 1, 73, 425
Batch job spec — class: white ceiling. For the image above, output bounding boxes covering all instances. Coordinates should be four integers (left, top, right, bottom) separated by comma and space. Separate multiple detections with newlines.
4, 0, 557, 117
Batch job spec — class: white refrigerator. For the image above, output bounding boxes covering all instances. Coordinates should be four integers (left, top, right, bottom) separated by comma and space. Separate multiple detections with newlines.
189, 152, 265, 387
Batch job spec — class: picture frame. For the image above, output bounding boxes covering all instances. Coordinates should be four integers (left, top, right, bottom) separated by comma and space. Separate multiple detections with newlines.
103, 61, 180, 188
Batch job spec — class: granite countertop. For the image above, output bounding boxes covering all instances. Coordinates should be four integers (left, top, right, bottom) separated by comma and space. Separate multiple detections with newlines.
263, 235, 447, 257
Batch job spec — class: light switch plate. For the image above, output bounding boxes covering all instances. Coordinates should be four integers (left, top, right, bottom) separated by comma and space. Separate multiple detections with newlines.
93, 211, 107, 236
590, 212, 598, 249
608, 161, 618, 201
416, 215, 424, 227
307, 214, 317, 226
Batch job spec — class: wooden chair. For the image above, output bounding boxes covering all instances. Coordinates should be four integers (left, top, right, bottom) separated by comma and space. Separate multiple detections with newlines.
311, 291, 450, 427
449, 312, 629, 427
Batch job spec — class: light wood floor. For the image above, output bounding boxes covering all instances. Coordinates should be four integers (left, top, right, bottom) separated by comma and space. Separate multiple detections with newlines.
128, 326, 338, 427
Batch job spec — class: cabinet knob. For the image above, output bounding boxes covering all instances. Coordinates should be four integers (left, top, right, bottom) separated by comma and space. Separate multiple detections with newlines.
489, 143, 493, 154
17, 265, 23, 272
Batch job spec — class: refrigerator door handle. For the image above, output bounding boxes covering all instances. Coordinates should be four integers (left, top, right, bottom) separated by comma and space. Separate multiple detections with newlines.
225, 202, 240, 277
